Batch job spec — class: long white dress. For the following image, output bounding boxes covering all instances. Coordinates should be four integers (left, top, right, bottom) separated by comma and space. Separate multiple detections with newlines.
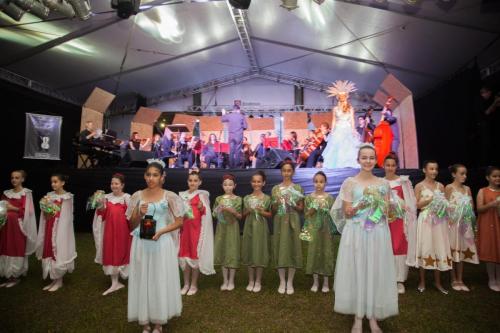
127, 190, 183, 325
413, 185, 452, 271
322, 106, 360, 169
331, 177, 398, 320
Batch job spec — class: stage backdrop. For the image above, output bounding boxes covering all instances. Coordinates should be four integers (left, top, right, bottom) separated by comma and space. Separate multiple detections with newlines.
24, 113, 62, 160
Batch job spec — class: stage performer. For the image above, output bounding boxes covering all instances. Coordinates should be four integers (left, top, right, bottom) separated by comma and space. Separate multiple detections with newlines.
383, 154, 417, 294
331, 144, 398, 333
242, 137, 253, 169
175, 133, 194, 169
202, 134, 222, 168
0, 170, 37, 288
373, 106, 394, 168
305, 123, 330, 168
178, 169, 215, 296
79, 120, 96, 144
92, 173, 132, 296
380, 106, 400, 154
36, 173, 76, 292
271, 160, 304, 295
303, 171, 335, 293
221, 105, 248, 169
213, 174, 242, 291
445, 164, 478, 292
242, 170, 271, 293
321, 80, 361, 169
126, 160, 183, 333
476, 166, 500, 291
252, 134, 267, 168
413, 161, 452, 294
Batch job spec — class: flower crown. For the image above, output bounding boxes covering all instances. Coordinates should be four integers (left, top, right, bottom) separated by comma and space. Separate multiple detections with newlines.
326, 80, 357, 98
146, 158, 166, 168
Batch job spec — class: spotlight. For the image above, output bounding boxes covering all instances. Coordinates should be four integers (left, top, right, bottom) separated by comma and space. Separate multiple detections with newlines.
0, 1, 25, 21
13, 0, 49, 19
228, 0, 251, 10
280, 0, 298, 11
42, 0, 75, 19
66, 0, 91, 20
111, 0, 140, 19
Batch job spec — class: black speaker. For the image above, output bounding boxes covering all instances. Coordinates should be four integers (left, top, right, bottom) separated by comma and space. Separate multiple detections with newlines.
120, 150, 154, 167
256, 148, 294, 169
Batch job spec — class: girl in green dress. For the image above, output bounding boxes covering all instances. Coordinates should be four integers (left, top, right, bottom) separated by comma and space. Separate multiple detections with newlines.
213, 174, 242, 291
271, 160, 304, 295
302, 171, 336, 293
242, 170, 272, 293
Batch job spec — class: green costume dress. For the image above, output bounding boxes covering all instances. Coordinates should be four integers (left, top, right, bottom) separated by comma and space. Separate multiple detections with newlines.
303, 193, 336, 276
241, 194, 271, 267
271, 183, 304, 269
213, 195, 242, 268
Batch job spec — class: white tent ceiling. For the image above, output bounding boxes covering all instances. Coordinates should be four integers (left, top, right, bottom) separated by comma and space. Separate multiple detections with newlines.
1, 0, 499, 106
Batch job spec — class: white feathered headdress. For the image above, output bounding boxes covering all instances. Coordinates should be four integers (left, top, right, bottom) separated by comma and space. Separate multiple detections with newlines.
326, 80, 357, 98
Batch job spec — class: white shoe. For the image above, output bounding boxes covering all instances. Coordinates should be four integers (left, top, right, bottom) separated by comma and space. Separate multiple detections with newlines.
181, 284, 190, 295
321, 285, 330, 293
253, 283, 261, 293
5, 279, 20, 288
246, 283, 254, 292
286, 285, 294, 295
187, 287, 198, 296
310, 284, 318, 293
278, 283, 286, 294
397, 282, 405, 294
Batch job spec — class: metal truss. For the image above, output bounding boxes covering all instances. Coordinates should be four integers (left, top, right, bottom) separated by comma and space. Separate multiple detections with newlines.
226, 1, 259, 72
0, 67, 79, 105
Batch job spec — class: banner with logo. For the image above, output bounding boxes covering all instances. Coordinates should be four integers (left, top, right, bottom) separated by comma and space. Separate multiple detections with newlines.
24, 113, 62, 160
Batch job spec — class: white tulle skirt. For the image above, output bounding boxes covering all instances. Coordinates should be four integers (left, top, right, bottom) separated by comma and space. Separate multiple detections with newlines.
128, 233, 182, 325
322, 123, 360, 169
334, 221, 398, 320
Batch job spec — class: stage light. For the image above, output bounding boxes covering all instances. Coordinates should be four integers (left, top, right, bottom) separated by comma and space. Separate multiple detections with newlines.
0, 1, 25, 21
280, 0, 299, 11
228, 0, 251, 10
160, 122, 166, 128
12, 0, 50, 19
42, 0, 76, 19
312, 0, 325, 4
66, 0, 91, 20
111, 0, 140, 19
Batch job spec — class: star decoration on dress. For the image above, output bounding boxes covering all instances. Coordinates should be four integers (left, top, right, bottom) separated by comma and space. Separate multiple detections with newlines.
423, 255, 436, 267
462, 248, 476, 260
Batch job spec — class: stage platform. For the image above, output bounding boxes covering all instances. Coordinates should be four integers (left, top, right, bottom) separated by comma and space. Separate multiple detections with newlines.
23, 167, 423, 232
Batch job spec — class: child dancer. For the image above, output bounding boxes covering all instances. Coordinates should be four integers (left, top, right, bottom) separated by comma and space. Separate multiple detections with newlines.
332, 144, 398, 333
271, 160, 304, 295
92, 173, 132, 295
445, 164, 479, 292
242, 170, 271, 292
413, 160, 452, 294
383, 154, 417, 294
178, 169, 215, 296
35, 173, 76, 292
476, 166, 500, 291
213, 174, 242, 291
0, 170, 37, 288
303, 171, 335, 293
127, 160, 183, 333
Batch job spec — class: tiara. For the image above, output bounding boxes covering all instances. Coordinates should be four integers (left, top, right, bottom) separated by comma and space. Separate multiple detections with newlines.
188, 167, 200, 174
326, 80, 357, 98
359, 143, 375, 150
146, 158, 166, 168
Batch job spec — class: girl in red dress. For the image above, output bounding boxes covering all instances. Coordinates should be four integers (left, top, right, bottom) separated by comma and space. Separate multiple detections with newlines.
35, 173, 76, 292
476, 166, 500, 291
383, 154, 417, 294
92, 173, 132, 295
178, 169, 214, 296
0, 170, 37, 288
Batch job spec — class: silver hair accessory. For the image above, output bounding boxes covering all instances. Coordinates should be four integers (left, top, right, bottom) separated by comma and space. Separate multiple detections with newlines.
146, 158, 166, 168
326, 80, 357, 98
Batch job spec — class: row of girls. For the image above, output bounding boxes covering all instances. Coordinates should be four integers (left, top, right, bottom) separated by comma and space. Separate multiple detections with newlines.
1, 151, 499, 332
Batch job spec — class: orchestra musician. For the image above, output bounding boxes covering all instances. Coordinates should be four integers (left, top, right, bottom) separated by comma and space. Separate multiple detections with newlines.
301, 122, 330, 168
252, 133, 267, 168
242, 136, 252, 169
202, 134, 222, 168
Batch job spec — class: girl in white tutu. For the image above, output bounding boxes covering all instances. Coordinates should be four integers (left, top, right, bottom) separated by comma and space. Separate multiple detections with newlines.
332, 144, 398, 333
413, 160, 452, 294
127, 160, 184, 333
445, 164, 479, 292
321, 80, 361, 169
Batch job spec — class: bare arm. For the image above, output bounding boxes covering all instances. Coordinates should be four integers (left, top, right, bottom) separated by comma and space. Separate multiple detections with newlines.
444, 184, 453, 200
476, 189, 499, 213
415, 184, 431, 210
